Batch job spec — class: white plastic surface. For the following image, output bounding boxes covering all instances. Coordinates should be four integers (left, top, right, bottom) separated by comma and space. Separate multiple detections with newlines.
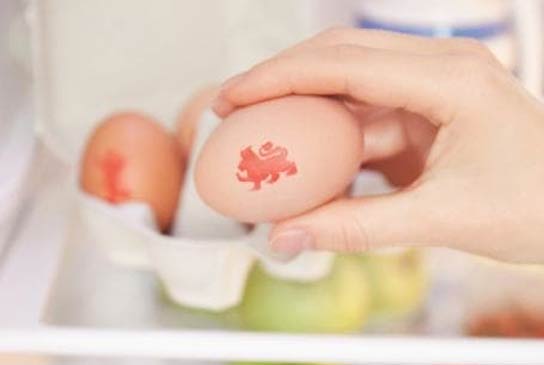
31, 0, 228, 165
3, 329, 544, 365
0, 107, 35, 255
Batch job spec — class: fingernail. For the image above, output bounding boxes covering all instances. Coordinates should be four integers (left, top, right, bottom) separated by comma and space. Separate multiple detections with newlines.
270, 228, 314, 254
211, 73, 247, 117
211, 97, 235, 117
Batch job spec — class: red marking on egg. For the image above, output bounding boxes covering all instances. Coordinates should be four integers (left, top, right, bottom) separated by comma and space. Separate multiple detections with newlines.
98, 150, 131, 203
236, 141, 297, 191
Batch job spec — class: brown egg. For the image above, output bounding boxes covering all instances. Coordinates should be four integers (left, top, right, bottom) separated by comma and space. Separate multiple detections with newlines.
194, 95, 364, 223
176, 85, 218, 156
80, 112, 184, 232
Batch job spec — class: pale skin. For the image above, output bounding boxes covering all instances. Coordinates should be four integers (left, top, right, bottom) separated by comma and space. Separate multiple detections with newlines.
212, 28, 544, 264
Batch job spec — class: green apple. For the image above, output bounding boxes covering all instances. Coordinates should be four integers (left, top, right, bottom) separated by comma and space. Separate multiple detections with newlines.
238, 255, 371, 333
362, 249, 428, 319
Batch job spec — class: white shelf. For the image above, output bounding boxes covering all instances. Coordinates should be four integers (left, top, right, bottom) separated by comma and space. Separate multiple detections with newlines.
0, 151, 69, 328
3, 328, 544, 365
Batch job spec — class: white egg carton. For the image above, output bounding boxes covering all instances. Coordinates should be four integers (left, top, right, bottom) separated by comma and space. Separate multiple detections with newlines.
0, 0, 35, 256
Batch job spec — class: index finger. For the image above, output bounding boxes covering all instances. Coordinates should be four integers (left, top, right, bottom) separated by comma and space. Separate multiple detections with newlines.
281, 27, 495, 59
214, 44, 473, 125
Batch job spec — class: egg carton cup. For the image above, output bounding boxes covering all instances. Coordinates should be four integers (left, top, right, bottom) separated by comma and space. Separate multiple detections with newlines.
149, 236, 255, 311
248, 224, 335, 282
78, 192, 255, 311
77, 194, 157, 269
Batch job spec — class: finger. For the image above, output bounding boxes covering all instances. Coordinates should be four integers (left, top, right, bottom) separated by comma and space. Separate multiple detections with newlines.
213, 29, 499, 116
359, 109, 409, 163
282, 27, 496, 59
269, 189, 439, 253
215, 45, 465, 124
356, 107, 437, 163
366, 147, 426, 187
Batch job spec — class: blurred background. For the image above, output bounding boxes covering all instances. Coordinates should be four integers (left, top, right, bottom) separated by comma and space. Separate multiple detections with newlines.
2, 1, 544, 364
3, 0, 544, 161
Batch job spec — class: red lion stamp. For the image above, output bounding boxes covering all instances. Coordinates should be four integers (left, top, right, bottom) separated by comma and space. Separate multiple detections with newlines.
236, 141, 298, 190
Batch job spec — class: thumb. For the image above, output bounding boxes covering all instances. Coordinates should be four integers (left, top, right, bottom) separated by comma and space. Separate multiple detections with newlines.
269, 190, 436, 253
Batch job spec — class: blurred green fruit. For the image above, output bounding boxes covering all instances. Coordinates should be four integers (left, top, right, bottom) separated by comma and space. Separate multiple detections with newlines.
239, 255, 371, 333
362, 250, 428, 319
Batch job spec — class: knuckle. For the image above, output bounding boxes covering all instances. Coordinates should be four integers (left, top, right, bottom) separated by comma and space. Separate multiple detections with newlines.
451, 38, 500, 64
252, 55, 285, 75
438, 37, 499, 65
329, 43, 360, 60
319, 26, 351, 41
438, 52, 508, 119
455, 38, 488, 54
338, 209, 370, 253
448, 53, 501, 85
454, 52, 488, 73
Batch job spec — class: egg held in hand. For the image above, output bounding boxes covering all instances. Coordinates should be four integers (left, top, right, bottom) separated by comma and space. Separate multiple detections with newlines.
80, 112, 184, 232
195, 95, 364, 223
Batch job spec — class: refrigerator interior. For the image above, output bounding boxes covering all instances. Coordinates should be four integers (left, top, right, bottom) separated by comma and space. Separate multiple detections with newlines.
1, 1, 544, 364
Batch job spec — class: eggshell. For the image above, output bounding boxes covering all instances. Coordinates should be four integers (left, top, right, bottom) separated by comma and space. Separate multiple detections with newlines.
194, 95, 364, 223
80, 112, 184, 231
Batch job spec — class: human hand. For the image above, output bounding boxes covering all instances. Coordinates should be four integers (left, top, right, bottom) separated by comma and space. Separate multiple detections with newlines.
213, 28, 544, 263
